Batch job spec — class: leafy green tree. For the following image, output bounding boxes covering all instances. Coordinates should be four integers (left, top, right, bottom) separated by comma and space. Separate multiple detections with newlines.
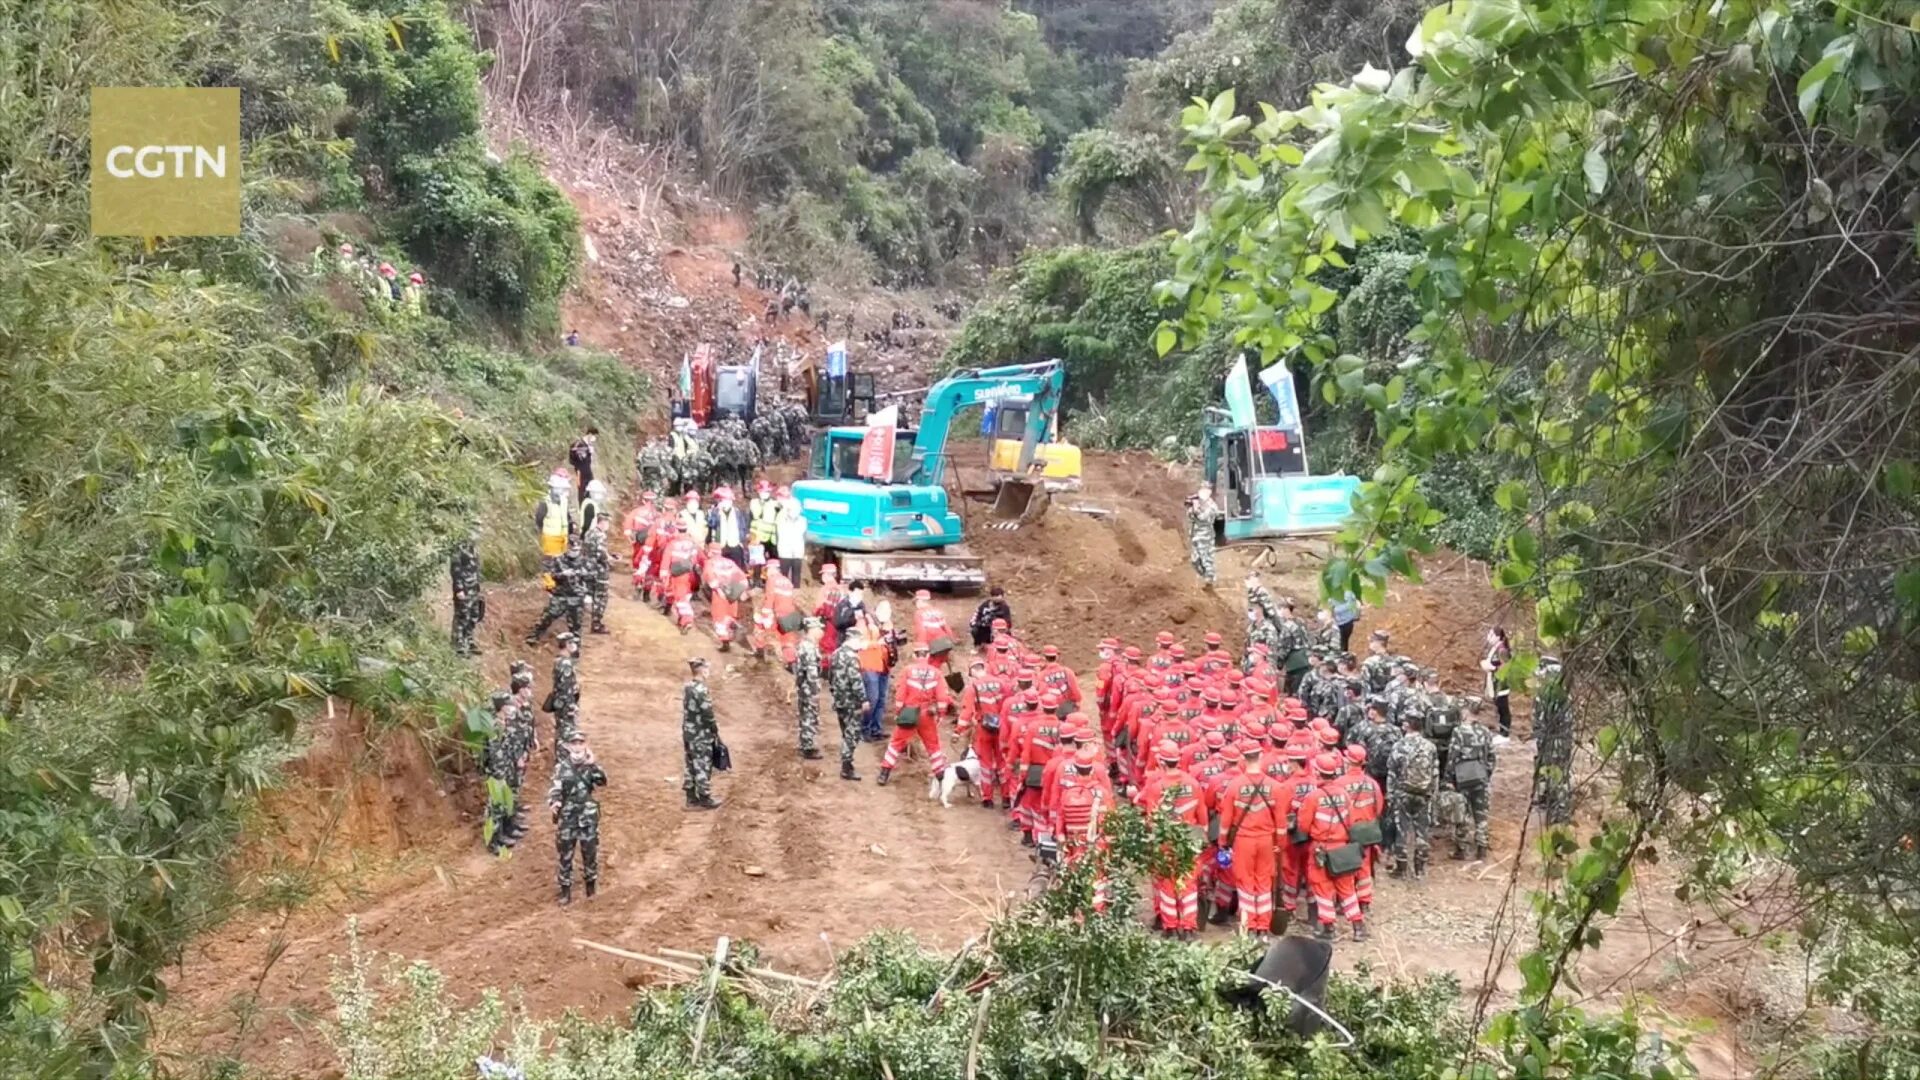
1159, 0, 1920, 1054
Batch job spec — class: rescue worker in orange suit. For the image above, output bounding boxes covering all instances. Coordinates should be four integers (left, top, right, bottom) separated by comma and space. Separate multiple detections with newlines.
1339, 743, 1385, 915
1049, 743, 1116, 913
662, 525, 701, 632
623, 493, 661, 598
1216, 742, 1283, 936
811, 564, 845, 652
1190, 732, 1234, 920
1092, 638, 1119, 729
702, 544, 749, 650
878, 642, 951, 786
764, 566, 803, 666
1300, 751, 1369, 941
1012, 692, 1065, 845
909, 590, 958, 674
1135, 740, 1207, 938
1276, 744, 1321, 933
1036, 645, 1082, 710
996, 687, 1038, 816
1038, 720, 1093, 851
955, 658, 1008, 808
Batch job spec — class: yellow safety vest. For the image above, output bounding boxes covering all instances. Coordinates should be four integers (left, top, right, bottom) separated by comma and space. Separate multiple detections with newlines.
749, 497, 779, 543
540, 492, 569, 557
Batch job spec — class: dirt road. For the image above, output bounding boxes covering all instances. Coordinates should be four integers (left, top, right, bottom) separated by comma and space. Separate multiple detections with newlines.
162, 578, 1032, 1074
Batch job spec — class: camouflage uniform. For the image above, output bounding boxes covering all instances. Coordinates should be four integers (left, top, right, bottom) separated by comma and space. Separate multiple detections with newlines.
545, 651, 580, 753
1424, 683, 1459, 779
1352, 710, 1401, 851
481, 694, 521, 851
1332, 690, 1366, 740
1274, 616, 1312, 695
793, 638, 823, 753
636, 440, 675, 496
828, 641, 866, 771
1242, 610, 1282, 673
1186, 498, 1218, 583
669, 430, 710, 495
682, 678, 719, 803
1531, 665, 1573, 825
779, 403, 810, 460
526, 547, 587, 644
450, 538, 483, 656
1447, 716, 1496, 856
1361, 652, 1397, 695
1386, 731, 1438, 877
581, 522, 612, 633
750, 412, 787, 462
548, 752, 607, 894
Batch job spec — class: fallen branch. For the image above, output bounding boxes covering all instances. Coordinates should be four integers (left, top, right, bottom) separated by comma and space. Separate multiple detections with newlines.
964, 987, 992, 1080
656, 946, 828, 988
572, 938, 699, 977
690, 936, 730, 1064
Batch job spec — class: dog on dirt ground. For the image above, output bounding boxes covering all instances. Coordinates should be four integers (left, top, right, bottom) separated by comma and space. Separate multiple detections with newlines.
929, 749, 984, 807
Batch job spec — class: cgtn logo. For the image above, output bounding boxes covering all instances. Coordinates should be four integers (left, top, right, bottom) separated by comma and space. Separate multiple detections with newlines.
103, 144, 229, 180
91, 87, 241, 237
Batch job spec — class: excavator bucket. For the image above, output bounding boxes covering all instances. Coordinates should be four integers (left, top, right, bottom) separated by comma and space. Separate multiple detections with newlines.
988, 478, 1049, 526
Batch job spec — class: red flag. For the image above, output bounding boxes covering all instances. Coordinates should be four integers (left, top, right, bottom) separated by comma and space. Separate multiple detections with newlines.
857, 425, 895, 480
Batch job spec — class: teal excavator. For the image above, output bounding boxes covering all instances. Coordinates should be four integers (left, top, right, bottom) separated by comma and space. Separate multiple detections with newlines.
792, 361, 1065, 588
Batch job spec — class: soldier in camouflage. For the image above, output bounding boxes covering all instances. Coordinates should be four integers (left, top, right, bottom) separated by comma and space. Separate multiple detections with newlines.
1296, 647, 1327, 717
682, 657, 722, 809
581, 515, 614, 635
1386, 713, 1438, 879
1272, 598, 1313, 695
1242, 604, 1281, 674
1349, 699, 1402, 858
636, 439, 675, 497
1384, 660, 1425, 723
1447, 698, 1497, 859
1361, 630, 1397, 695
525, 537, 587, 645
779, 402, 809, 459
792, 619, 826, 759
544, 633, 581, 755
1332, 678, 1367, 740
450, 533, 483, 656
482, 691, 523, 854
547, 730, 607, 905
1421, 668, 1458, 779
509, 665, 539, 796
828, 625, 868, 780
1185, 487, 1219, 584
1531, 658, 1573, 826
750, 411, 787, 463
668, 419, 710, 495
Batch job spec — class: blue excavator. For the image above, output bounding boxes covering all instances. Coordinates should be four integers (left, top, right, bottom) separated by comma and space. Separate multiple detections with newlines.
1200, 406, 1360, 543
792, 361, 1067, 588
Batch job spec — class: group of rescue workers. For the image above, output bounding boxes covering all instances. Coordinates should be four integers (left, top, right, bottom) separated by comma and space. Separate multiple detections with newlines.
474, 435, 1508, 933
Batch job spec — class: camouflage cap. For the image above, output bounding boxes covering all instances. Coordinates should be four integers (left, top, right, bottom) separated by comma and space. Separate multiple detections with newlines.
489, 690, 513, 709
564, 730, 589, 744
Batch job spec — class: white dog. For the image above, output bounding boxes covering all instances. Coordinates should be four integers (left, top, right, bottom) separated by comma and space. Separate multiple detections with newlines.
929, 748, 985, 807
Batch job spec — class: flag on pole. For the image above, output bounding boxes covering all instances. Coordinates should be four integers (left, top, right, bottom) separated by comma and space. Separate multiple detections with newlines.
1258, 361, 1301, 430
826, 341, 848, 379
678, 352, 693, 400
1224, 352, 1258, 428
858, 405, 899, 480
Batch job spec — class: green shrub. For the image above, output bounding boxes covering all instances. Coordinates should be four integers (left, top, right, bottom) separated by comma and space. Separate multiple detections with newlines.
392, 144, 581, 336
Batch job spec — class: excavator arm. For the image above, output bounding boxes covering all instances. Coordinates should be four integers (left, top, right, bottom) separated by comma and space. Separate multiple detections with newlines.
908, 361, 1064, 484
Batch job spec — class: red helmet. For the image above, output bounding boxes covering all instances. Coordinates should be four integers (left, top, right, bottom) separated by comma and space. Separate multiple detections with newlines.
1317, 726, 1340, 746
1344, 744, 1368, 764
1074, 744, 1099, 766
1286, 744, 1313, 762
1155, 740, 1181, 762
1314, 752, 1343, 777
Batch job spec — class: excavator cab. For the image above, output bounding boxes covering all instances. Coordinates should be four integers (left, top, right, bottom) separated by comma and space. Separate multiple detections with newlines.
1203, 416, 1359, 542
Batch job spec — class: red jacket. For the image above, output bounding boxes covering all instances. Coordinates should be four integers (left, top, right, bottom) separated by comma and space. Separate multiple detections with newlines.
1038, 661, 1081, 706
1134, 765, 1207, 827
894, 661, 952, 713
1050, 768, 1115, 844
1299, 783, 1355, 847
1216, 770, 1283, 840
1339, 767, 1384, 827
957, 677, 1008, 737
1279, 773, 1321, 846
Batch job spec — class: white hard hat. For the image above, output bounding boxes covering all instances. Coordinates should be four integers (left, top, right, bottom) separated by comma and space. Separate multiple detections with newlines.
587, 479, 607, 497
1196, 485, 1210, 499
